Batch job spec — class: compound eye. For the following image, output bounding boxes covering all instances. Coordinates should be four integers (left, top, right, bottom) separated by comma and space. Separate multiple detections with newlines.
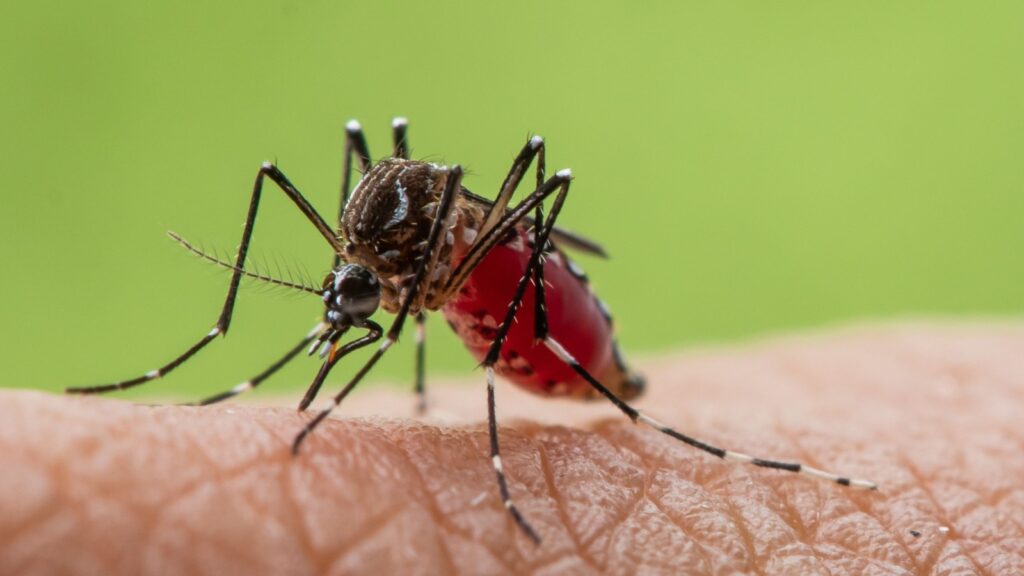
324, 264, 380, 327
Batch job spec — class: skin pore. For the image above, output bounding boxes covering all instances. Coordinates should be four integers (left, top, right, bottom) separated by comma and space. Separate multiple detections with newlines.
1, 323, 1022, 575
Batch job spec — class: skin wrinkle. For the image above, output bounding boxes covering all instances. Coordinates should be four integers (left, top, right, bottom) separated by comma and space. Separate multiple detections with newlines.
875, 462, 956, 576
0, 457, 61, 547
987, 488, 1024, 537
1, 482, 69, 575
765, 344, 904, 566
717, 488, 777, 576
525, 552, 594, 576
600, 434, 724, 572
279, 461, 319, 574
146, 464, 285, 574
594, 424, 760, 575
534, 437, 602, 573
786, 437, 917, 574
898, 454, 988, 576
390, 424, 518, 574
945, 484, 1024, 568
635, 470, 716, 574
288, 421, 427, 564
566, 428, 647, 562
8, 410, 213, 575
741, 463, 828, 574
496, 429, 588, 573
387, 429, 461, 575
599, 480, 647, 574
317, 503, 406, 572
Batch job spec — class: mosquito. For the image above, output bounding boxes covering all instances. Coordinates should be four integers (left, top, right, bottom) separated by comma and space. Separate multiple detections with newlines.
68, 118, 878, 544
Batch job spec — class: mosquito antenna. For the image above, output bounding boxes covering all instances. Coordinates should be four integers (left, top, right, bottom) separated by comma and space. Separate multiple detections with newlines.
168, 231, 321, 295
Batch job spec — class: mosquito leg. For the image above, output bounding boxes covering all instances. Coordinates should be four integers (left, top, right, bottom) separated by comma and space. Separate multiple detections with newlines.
338, 119, 371, 217
477, 135, 546, 241
391, 117, 429, 414
292, 166, 464, 454
543, 337, 878, 489
392, 116, 409, 159
185, 322, 326, 406
444, 170, 575, 294
414, 312, 428, 415
334, 120, 372, 268
485, 366, 541, 544
67, 162, 343, 395
475, 176, 572, 545
296, 321, 383, 413
511, 181, 878, 490
530, 141, 548, 336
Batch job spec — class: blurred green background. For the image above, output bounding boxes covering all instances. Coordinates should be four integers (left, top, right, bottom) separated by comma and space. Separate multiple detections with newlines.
2, 1, 1022, 400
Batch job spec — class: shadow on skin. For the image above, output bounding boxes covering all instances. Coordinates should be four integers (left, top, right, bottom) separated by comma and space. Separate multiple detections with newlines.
1, 323, 1023, 574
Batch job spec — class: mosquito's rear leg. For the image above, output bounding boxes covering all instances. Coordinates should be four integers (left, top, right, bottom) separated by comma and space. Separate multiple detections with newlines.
67, 163, 343, 395
520, 178, 879, 491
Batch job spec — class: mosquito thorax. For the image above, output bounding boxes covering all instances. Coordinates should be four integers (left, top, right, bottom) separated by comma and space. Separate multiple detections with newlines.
321, 264, 381, 328
341, 158, 486, 314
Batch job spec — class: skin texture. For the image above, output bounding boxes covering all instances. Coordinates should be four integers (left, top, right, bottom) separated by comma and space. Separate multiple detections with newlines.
1, 323, 1022, 575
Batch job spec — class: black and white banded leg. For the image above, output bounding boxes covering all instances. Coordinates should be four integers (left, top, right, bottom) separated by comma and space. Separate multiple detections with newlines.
391, 116, 409, 159
67, 162, 345, 395
164, 232, 335, 406
295, 320, 384, 413
483, 166, 876, 544
542, 338, 879, 489
389, 117, 431, 415
334, 120, 372, 268
291, 165, 464, 454
509, 173, 878, 491
477, 170, 572, 545
414, 312, 428, 415
189, 322, 326, 406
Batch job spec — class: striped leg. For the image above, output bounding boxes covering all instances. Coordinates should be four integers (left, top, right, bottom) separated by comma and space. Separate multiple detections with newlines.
481, 167, 876, 537
414, 312, 428, 415
542, 338, 878, 490
295, 321, 383, 414
487, 366, 541, 544
67, 162, 344, 395
187, 322, 326, 406
476, 173, 573, 545
391, 118, 430, 415
515, 170, 878, 490
334, 120, 372, 269
291, 166, 464, 454
391, 116, 409, 159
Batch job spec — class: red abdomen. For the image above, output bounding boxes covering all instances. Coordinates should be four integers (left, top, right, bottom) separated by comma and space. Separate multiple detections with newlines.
443, 228, 641, 399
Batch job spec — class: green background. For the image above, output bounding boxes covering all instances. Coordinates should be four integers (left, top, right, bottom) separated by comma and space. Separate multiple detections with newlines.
2, 1, 1022, 400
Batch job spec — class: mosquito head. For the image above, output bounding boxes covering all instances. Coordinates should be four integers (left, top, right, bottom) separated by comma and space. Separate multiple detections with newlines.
322, 264, 381, 328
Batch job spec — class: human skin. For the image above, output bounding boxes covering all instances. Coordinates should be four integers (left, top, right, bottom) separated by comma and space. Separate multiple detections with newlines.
1, 323, 1022, 575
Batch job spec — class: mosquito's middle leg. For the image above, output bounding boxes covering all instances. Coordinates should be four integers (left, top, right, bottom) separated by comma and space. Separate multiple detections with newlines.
413, 311, 428, 414
475, 175, 573, 545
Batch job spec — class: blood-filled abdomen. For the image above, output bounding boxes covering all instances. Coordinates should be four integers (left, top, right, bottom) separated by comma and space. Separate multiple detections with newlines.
442, 228, 643, 400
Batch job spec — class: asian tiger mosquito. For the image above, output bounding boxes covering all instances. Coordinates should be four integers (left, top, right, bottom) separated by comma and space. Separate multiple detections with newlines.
68, 117, 878, 544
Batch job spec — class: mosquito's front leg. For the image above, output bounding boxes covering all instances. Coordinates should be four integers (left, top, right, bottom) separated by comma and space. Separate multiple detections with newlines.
67, 162, 342, 395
